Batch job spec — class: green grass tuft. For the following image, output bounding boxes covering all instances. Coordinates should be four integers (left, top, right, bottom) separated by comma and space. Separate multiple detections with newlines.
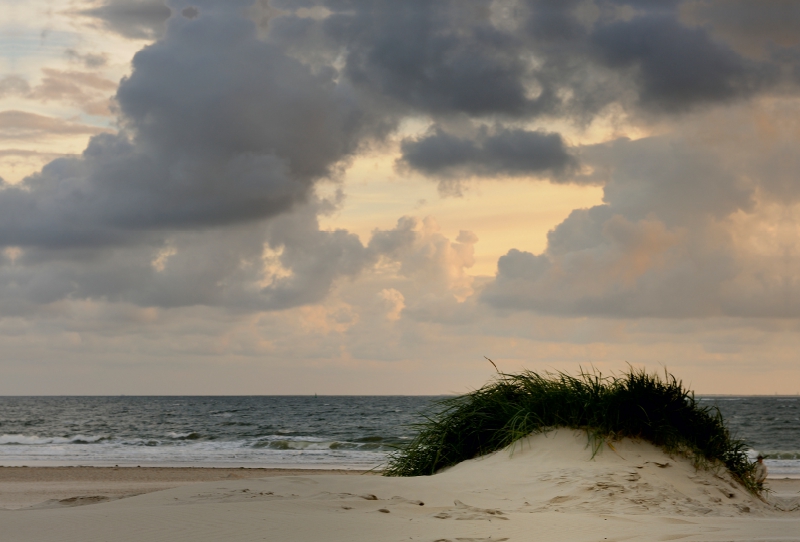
384, 367, 758, 493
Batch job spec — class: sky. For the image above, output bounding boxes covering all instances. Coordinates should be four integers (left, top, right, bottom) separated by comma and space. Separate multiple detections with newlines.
1, 0, 800, 395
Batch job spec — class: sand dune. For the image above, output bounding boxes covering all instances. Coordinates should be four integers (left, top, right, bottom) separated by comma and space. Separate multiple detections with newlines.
3, 431, 799, 542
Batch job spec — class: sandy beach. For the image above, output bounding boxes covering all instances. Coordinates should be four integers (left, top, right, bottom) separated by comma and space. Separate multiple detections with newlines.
3, 430, 799, 542
0, 466, 372, 510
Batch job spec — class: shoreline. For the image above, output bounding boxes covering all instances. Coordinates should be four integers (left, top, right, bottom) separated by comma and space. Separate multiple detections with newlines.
0, 460, 379, 469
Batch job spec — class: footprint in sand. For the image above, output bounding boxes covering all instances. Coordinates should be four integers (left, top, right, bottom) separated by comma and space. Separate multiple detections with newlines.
547, 495, 579, 504
58, 496, 110, 506
24, 495, 118, 510
177, 490, 281, 505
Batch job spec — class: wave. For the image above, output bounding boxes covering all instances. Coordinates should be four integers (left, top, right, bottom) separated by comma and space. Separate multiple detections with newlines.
0, 433, 390, 451
0, 434, 106, 445
755, 450, 800, 460
0, 437, 390, 467
166, 432, 205, 440
355, 436, 383, 443
250, 436, 389, 451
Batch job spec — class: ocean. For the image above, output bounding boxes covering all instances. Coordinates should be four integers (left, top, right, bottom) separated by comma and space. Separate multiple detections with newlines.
1, 396, 798, 476
701, 396, 800, 478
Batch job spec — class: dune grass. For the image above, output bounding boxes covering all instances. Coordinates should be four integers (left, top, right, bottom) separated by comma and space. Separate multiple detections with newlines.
384, 367, 758, 493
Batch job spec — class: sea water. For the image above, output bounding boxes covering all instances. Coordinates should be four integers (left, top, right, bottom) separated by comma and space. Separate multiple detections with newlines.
702, 396, 800, 478
0, 396, 436, 469
0, 396, 798, 476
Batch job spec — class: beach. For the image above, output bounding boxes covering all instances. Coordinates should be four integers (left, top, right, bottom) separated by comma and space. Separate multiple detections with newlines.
4, 431, 800, 542
0, 466, 372, 510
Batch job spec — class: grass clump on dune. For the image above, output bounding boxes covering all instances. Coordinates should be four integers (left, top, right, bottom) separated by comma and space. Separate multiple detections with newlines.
384, 367, 758, 493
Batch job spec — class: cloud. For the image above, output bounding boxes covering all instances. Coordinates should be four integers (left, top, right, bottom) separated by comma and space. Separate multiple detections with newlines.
0, 199, 481, 314
0, 150, 65, 158
0, 68, 117, 117
483, 214, 702, 318
485, 205, 800, 320
590, 14, 777, 112
324, 0, 535, 116
379, 288, 405, 321
0, 70, 116, 117
581, 136, 754, 225
262, 0, 797, 199
684, 0, 800, 58
399, 126, 578, 186
27, 69, 117, 115
0, 76, 31, 98
257, 206, 376, 310
262, 0, 796, 124
0, 111, 110, 140
65, 49, 109, 69
80, 0, 172, 40
0, 3, 367, 248
482, 124, 800, 319
0, 2, 382, 313
367, 216, 479, 316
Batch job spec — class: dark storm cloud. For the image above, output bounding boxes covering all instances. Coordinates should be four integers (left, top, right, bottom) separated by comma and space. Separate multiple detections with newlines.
775, 45, 800, 87
0, 1, 388, 311
80, 0, 172, 40
325, 1, 533, 117
591, 14, 777, 111
267, 0, 572, 120
262, 0, 795, 208
1, 2, 363, 248
400, 126, 577, 180
265, 0, 793, 122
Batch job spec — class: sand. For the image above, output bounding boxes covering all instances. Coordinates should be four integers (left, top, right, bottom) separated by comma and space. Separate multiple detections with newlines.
0, 466, 371, 510
2, 430, 799, 541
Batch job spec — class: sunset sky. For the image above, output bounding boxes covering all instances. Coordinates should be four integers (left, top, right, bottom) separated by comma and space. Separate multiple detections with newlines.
2, 0, 800, 395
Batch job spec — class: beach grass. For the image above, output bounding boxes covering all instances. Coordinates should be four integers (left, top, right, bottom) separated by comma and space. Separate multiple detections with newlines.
384, 367, 758, 493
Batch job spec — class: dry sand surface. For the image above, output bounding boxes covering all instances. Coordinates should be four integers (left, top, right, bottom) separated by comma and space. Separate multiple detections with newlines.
0, 466, 370, 510
3, 430, 800, 542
